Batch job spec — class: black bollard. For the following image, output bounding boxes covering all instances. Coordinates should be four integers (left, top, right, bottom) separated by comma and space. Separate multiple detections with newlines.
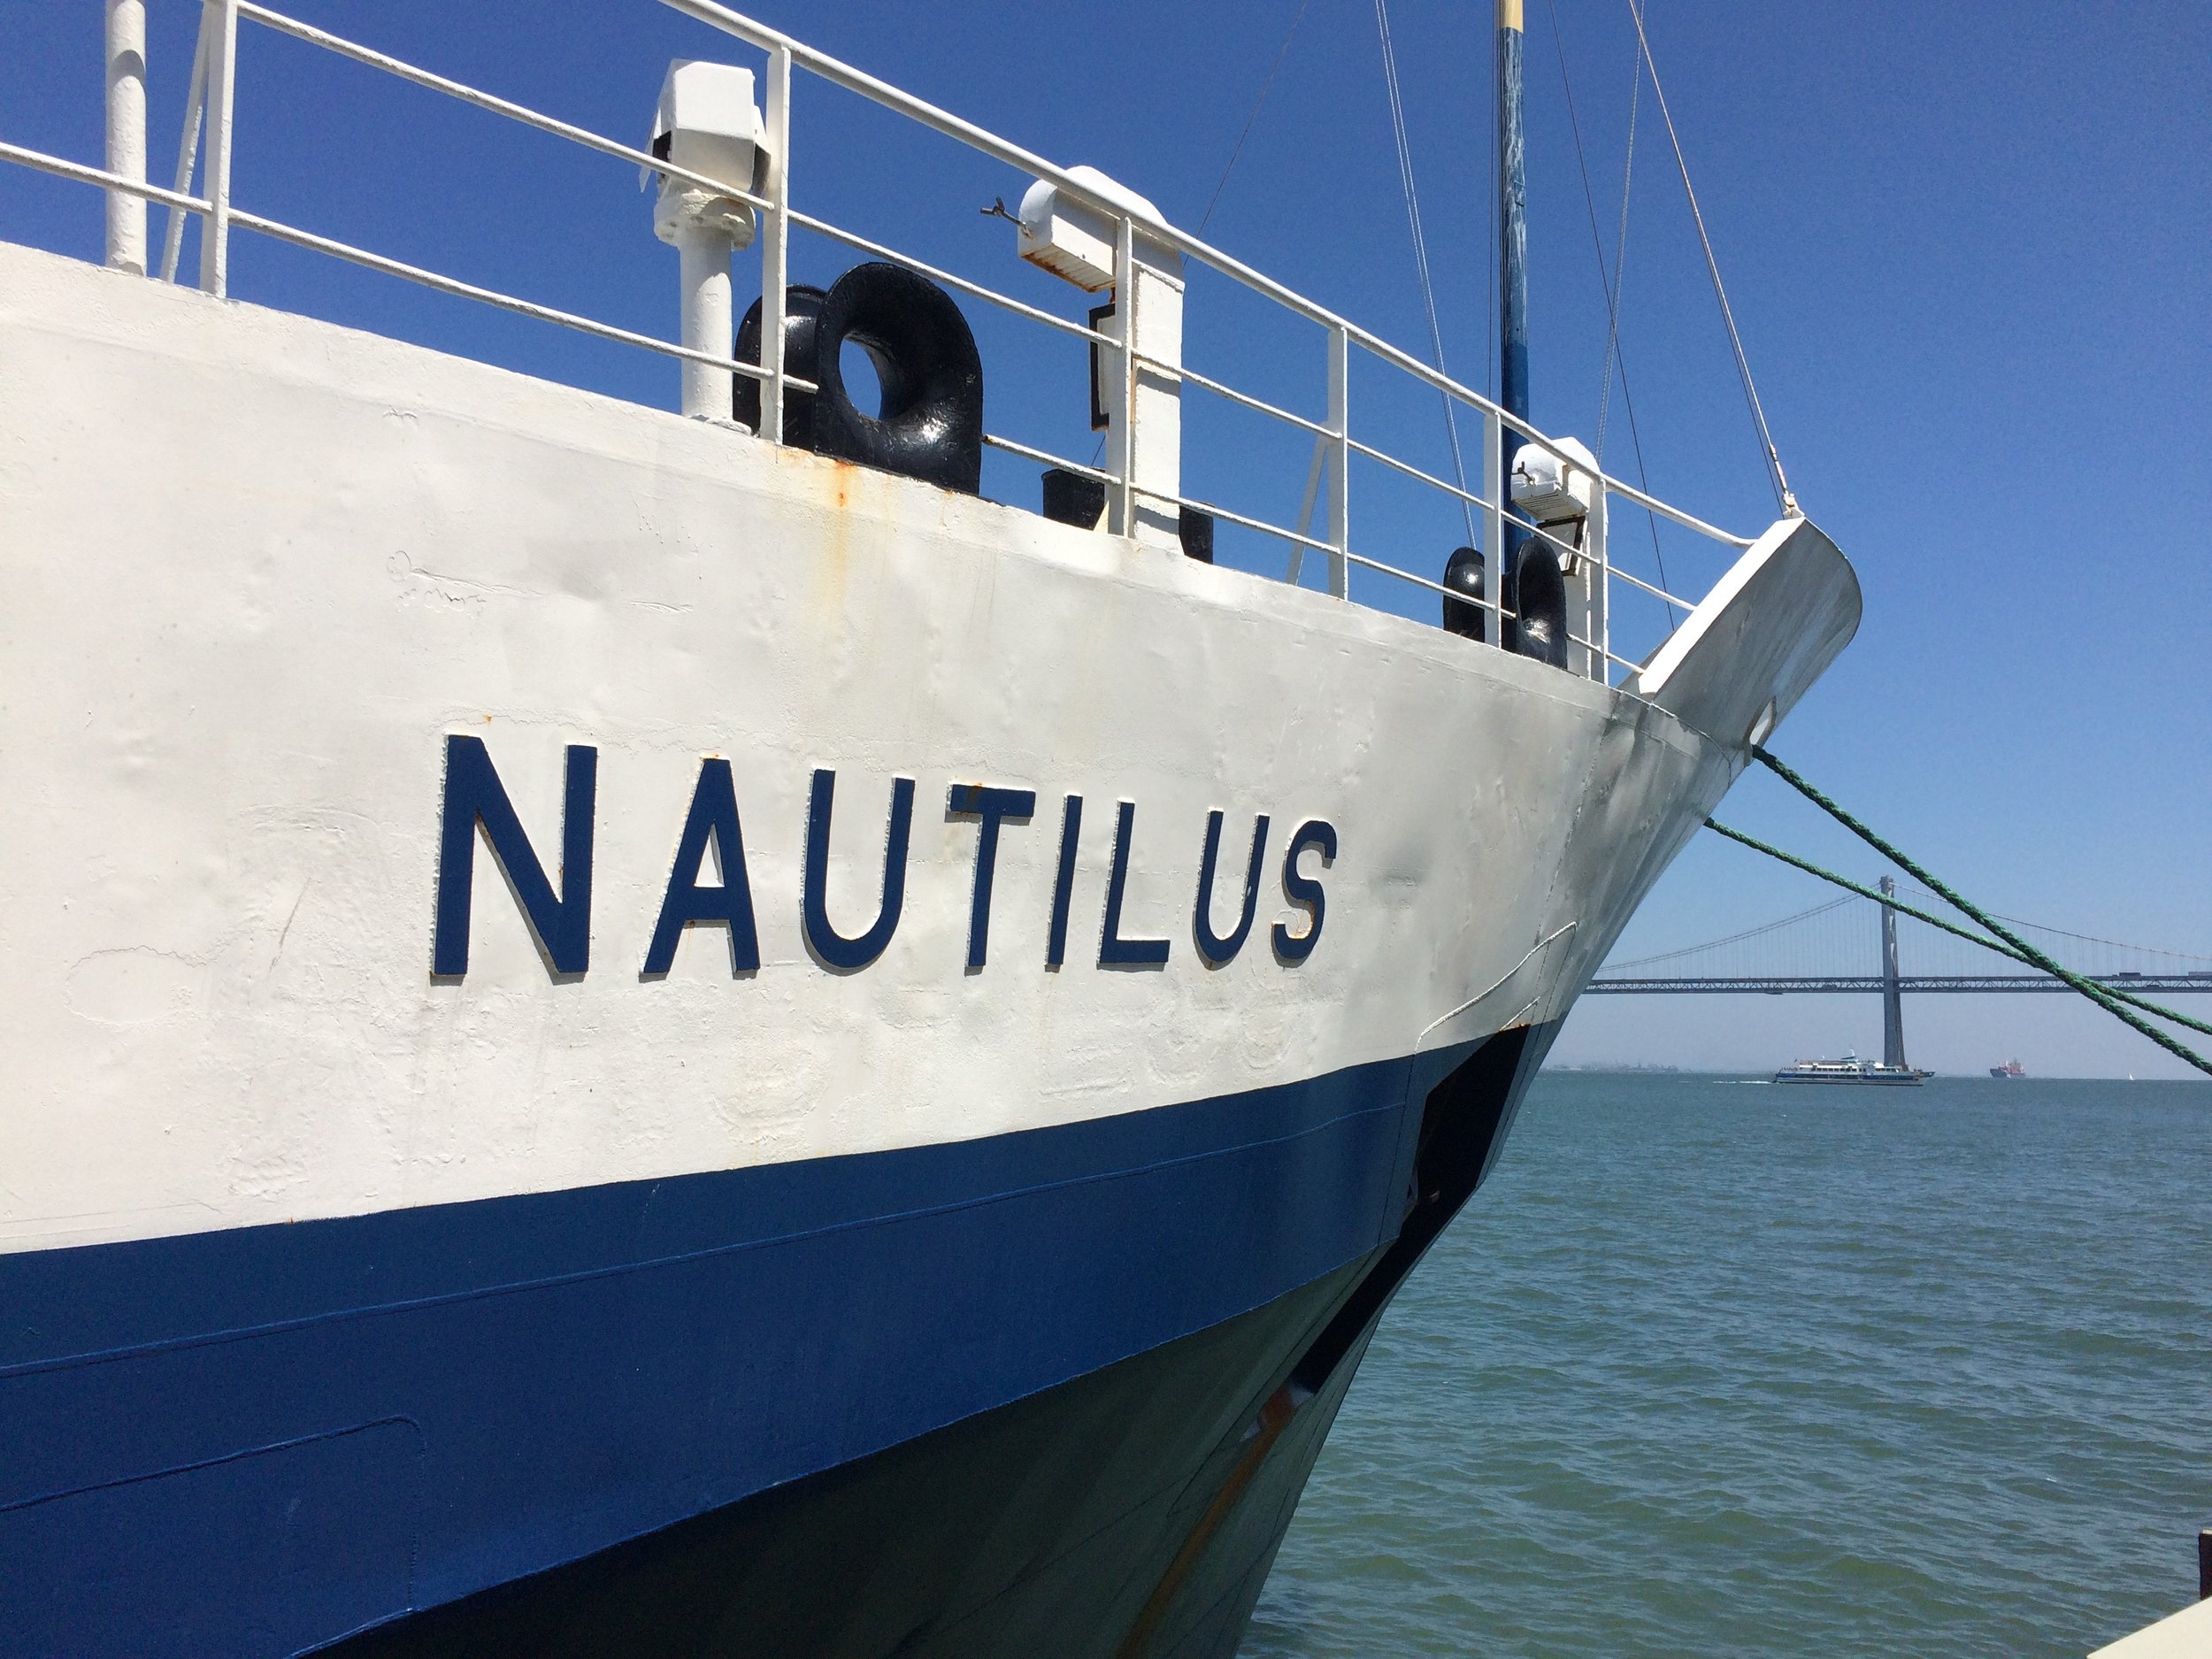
1178, 509, 1215, 564
2199, 1527, 2210, 1601
1041, 467, 1106, 530
1442, 546, 1486, 642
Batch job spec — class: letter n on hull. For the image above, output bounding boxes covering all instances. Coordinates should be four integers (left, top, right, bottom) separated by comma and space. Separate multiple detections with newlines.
432, 735, 596, 978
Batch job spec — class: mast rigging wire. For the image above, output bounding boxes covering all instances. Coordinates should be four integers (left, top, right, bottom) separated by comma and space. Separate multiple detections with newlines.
1372, 0, 1479, 546
1624, 0, 1798, 516
1542, 0, 1675, 621
1197, 0, 1313, 235
1594, 12, 1639, 464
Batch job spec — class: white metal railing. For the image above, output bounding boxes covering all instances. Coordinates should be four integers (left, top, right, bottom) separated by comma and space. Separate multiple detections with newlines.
10, 0, 1767, 687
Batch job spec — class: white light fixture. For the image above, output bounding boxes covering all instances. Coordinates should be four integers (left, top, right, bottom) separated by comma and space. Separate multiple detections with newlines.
647, 60, 765, 422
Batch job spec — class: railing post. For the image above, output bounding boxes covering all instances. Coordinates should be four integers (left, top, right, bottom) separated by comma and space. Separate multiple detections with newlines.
1325, 322, 1348, 598
757, 42, 791, 442
104, 0, 148, 274
1107, 213, 1135, 536
1593, 486, 1611, 681
197, 0, 238, 296
1482, 406, 1504, 637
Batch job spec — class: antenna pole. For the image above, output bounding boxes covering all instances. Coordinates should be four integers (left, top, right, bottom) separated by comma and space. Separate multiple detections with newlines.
1495, 0, 1529, 647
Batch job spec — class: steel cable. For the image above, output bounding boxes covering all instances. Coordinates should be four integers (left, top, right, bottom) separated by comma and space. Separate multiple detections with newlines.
1624, 0, 1796, 516
1197, 0, 1312, 235
1543, 0, 1676, 620
1374, 0, 1479, 546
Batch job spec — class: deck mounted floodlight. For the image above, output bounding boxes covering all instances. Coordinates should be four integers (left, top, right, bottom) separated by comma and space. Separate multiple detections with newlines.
648, 60, 763, 246
648, 60, 764, 419
1015, 165, 1171, 294
1509, 435, 1599, 528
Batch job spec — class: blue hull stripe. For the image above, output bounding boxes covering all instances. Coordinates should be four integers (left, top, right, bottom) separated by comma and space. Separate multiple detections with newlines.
0, 1046, 1460, 1657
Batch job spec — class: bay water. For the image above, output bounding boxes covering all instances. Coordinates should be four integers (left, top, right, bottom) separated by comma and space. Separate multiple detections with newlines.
1244, 1072, 2212, 1657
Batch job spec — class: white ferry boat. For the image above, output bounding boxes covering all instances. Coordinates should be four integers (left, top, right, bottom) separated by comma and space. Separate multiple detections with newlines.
0, 3, 1859, 1654
1776, 1055, 1929, 1086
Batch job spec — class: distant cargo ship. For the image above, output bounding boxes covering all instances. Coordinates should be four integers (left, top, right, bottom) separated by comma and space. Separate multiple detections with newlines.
1775, 1054, 1928, 1086
1990, 1059, 2028, 1079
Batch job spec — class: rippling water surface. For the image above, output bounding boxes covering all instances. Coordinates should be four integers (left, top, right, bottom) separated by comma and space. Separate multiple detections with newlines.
1243, 1073, 2212, 1658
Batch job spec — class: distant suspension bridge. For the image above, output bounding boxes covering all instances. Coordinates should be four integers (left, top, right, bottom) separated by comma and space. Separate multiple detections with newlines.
1588, 890, 2212, 996
1586, 884, 2212, 1067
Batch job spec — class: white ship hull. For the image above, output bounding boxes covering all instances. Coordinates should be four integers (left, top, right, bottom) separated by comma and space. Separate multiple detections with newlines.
0, 241, 1856, 1655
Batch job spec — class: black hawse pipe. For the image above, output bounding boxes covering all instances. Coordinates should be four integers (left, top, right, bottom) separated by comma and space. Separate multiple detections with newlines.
811, 262, 984, 495
738, 264, 984, 496
1508, 518, 1569, 664
735, 283, 826, 445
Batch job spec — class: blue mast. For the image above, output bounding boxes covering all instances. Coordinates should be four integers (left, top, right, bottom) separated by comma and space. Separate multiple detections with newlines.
1497, 0, 1528, 477
1496, 0, 1566, 664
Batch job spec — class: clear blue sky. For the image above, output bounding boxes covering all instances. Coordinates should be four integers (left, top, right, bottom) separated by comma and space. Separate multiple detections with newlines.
4, 0, 2205, 1075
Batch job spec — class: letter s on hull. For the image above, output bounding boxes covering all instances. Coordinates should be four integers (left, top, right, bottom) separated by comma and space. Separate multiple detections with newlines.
1271, 819, 1336, 964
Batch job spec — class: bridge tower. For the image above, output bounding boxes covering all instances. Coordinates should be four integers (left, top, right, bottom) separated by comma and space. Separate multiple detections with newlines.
1880, 874, 1908, 1069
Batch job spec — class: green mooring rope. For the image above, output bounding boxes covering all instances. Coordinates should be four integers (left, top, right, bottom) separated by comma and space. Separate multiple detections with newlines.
1702, 819, 2212, 1044
1724, 748, 2212, 1079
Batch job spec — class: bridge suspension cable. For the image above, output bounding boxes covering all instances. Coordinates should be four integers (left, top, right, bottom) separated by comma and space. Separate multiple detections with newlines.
1739, 749, 2212, 1077
1983, 914, 2212, 970
1690, 821, 2212, 1041
1601, 894, 1854, 976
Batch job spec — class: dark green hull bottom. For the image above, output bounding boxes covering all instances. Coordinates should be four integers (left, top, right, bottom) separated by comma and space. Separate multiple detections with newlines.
328, 1023, 1550, 1659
